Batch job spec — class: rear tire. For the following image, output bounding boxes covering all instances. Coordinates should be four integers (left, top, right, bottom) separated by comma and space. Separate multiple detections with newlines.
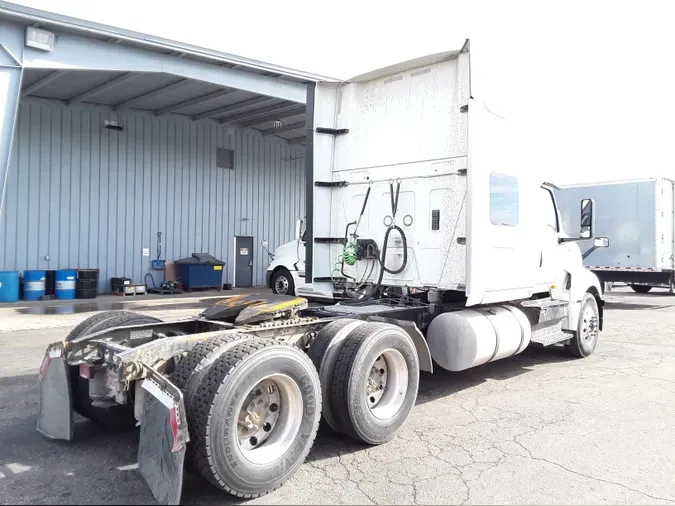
171, 332, 254, 471
189, 340, 321, 498
271, 268, 295, 296
171, 333, 251, 391
329, 322, 419, 445
66, 311, 161, 430
569, 293, 600, 358
631, 284, 653, 294
307, 318, 366, 434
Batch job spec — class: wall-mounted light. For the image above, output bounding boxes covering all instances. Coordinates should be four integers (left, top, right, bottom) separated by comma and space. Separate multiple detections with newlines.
104, 119, 124, 131
25, 27, 55, 51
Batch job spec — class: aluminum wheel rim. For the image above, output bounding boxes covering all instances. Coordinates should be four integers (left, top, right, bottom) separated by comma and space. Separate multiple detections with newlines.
365, 349, 408, 420
275, 276, 289, 294
236, 374, 302, 465
581, 305, 599, 343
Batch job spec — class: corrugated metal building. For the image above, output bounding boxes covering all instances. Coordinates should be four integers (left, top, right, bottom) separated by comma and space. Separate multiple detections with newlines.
0, 2, 336, 293
1, 100, 305, 288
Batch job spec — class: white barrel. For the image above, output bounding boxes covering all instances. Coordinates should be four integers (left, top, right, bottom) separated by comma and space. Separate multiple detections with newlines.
427, 305, 531, 372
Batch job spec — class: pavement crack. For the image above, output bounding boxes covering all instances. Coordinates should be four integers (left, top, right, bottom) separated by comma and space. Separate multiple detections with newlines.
516, 439, 675, 503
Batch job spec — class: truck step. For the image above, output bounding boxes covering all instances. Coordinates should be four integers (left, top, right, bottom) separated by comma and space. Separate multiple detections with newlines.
521, 297, 568, 309
530, 330, 574, 346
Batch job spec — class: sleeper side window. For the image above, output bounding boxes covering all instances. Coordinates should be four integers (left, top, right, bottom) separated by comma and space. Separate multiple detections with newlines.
489, 172, 519, 226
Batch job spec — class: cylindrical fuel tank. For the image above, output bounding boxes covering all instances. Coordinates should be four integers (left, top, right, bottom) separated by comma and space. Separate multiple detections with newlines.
427, 305, 531, 372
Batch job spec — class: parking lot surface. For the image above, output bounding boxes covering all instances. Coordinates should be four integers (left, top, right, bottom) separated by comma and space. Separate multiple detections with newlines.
1, 287, 674, 505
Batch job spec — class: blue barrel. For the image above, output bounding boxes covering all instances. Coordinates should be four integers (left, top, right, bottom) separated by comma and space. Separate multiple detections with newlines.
23, 270, 46, 301
0, 271, 20, 302
55, 269, 77, 300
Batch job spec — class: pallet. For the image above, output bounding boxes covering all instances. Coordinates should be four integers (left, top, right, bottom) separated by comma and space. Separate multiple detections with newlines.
112, 290, 147, 297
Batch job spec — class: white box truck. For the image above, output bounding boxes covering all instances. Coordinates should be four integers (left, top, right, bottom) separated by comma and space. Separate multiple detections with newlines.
555, 178, 675, 293
36, 39, 609, 505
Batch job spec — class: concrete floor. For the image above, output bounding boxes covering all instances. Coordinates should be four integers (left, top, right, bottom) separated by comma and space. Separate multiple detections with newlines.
1, 287, 674, 504
0, 287, 263, 333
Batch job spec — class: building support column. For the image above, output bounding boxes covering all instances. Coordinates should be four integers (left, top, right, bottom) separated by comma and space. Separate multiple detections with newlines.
0, 62, 22, 219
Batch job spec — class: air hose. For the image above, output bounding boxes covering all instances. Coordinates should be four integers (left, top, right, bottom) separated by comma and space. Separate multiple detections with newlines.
333, 184, 373, 282
344, 179, 408, 302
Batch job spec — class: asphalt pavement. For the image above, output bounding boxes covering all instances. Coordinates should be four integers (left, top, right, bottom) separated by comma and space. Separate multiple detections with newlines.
1, 287, 674, 505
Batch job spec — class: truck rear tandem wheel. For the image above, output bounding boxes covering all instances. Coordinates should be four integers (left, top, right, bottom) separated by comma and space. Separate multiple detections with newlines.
188, 339, 321, 498
328, 322, 420, 445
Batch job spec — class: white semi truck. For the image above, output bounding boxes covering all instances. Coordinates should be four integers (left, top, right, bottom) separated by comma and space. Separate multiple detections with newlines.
37, 39, 609, 505
265, 223, 308, 297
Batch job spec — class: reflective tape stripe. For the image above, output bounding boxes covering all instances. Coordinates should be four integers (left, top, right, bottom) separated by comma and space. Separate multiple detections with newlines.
24, 281, 45, 291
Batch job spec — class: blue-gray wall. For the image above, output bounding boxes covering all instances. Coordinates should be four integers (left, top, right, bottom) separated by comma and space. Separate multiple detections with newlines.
0, 98, 306, 291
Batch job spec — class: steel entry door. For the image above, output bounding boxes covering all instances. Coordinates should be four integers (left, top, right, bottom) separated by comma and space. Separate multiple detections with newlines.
234, 236, 253, 287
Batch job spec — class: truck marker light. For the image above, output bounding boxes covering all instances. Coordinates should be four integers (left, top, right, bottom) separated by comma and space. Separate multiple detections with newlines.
169, 406, 180, 452
79, 363, 95, 379
39, 355, 50, 381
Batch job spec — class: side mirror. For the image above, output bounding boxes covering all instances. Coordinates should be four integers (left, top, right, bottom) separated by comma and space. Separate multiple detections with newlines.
295, 218, 304, 241
580, 198, 595, 239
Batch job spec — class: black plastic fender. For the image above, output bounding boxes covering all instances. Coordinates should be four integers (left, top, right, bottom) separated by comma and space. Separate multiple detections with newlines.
365, 315, 433, 373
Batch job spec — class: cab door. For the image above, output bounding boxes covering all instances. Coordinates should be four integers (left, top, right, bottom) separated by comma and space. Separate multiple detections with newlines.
533, 186, 564, 293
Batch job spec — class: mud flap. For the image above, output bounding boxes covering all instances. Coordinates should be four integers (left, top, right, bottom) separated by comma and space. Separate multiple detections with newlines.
138, 372, 189, 506
37, 344, 74, 440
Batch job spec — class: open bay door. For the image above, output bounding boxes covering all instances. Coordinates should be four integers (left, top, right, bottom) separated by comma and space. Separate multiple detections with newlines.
465, 39, 539, 306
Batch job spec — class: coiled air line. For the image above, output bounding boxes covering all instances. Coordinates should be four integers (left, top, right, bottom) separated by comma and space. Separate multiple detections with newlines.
343, 178, 409, 301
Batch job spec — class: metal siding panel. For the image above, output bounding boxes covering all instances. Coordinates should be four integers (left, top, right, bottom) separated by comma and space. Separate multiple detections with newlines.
49, 107, 62, 270
236, 132, 243, 237
217, 128, 225, 267
141, 116, 151, 279
210, 125, 219, 259
36, 105, 49, 268
132, 115, 144, 285
149, 116, 160, 273
194, 122, 203, 251
70, 109, 82, 268
180, 122, 190, 259
166, 120, 176, 268
108, 120, 119, 277
2, 99, 304, 291
59, 108, 71, 268
226, 129, 236, 283
26, 104, 39, 268
255, 135, 263, 285
189, 122, 197, 253
80, 110, 92, 267
88, 109, 100, 273
274, 142, 282, 249
115, 115, 126, 277
157, 117, 168, 277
